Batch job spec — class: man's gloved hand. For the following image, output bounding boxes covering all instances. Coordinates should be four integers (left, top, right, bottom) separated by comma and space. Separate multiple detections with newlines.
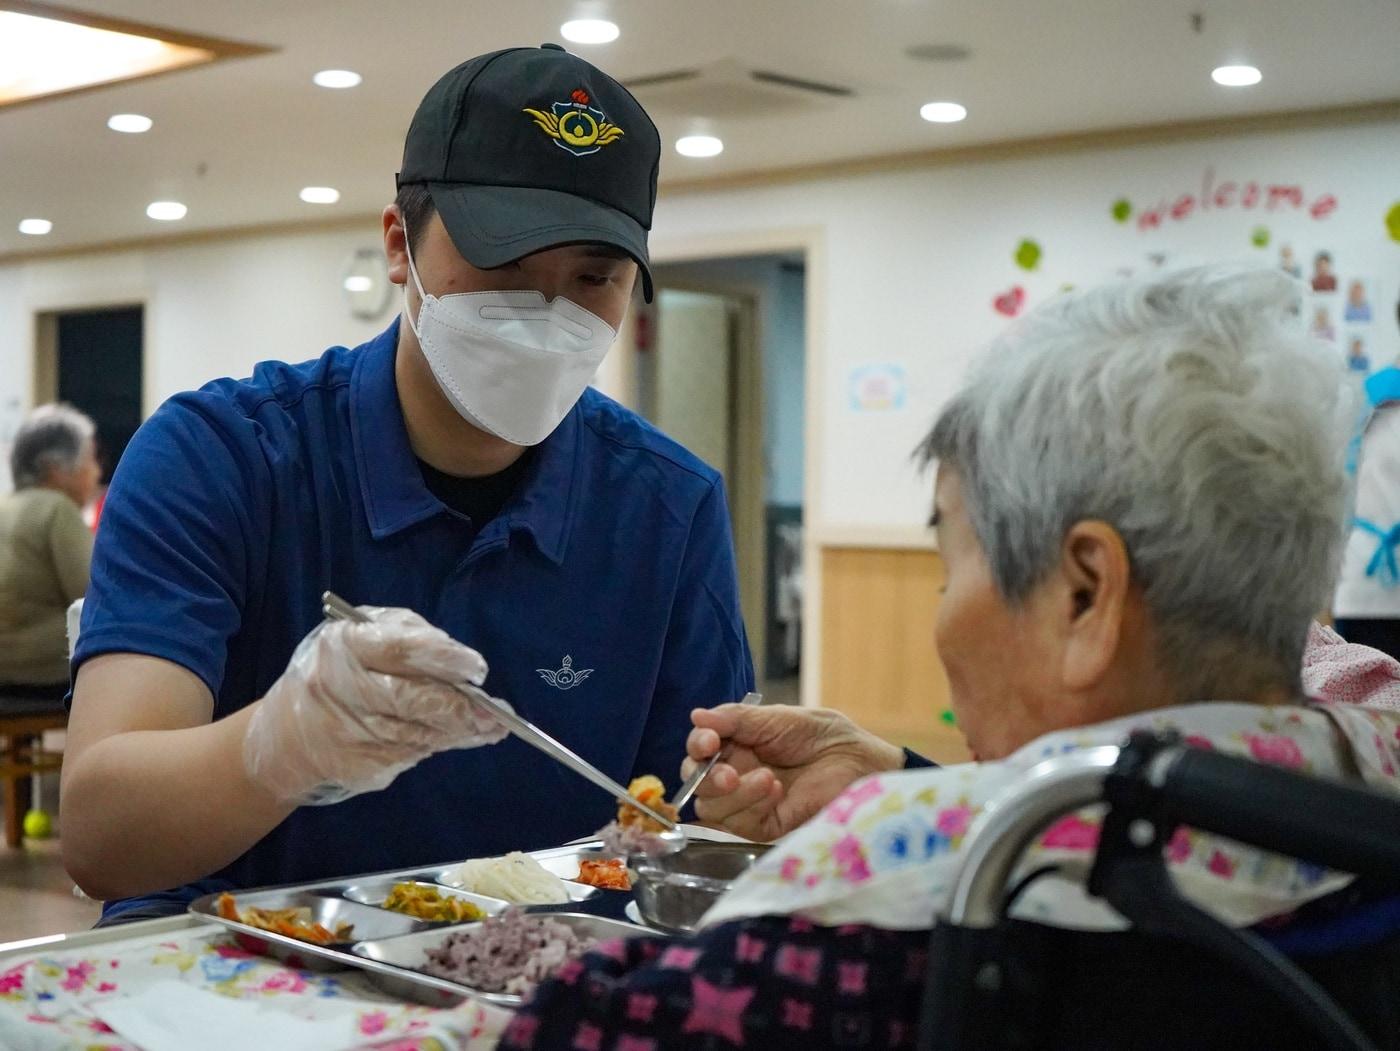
244, 606, 508, 805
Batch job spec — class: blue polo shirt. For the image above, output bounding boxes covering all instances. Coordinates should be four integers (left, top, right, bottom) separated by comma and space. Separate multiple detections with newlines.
76, 319, 754, 921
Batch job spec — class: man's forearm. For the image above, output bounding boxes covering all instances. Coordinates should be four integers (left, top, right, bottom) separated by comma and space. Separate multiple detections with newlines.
61, 704, 294, 902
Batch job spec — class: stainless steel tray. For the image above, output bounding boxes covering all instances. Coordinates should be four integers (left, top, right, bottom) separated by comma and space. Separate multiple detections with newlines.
188, 887, 433, 972
188, 843, 654, 1002
352, 912, 647, 1007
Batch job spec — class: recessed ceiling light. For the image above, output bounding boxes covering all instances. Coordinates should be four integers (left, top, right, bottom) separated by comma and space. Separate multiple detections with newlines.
107, 113, 153, 133
676, 135, 723, 158
343, 275, 374, 293
313, 69, 361, 89
18, 218, 52, 235
905, 43, 972, 62
560, 19, 620, 45
1212, 64, 1261, 87
919, 101, 968, 123
146, 200, 187, 221
299, 186, 341, 204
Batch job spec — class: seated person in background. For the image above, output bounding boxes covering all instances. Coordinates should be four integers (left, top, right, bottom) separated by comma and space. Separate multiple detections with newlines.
0, 405, 98, 701
497, 266, 1400, 1049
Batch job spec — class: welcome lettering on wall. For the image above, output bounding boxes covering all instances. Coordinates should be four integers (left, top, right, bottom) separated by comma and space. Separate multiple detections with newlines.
1135, 167, 1338, 231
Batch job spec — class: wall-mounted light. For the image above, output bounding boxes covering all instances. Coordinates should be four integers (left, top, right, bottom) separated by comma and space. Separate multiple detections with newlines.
342, 247, 391, 320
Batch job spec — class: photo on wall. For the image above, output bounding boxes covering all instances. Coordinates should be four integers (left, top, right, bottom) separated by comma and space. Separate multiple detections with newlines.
1311, 302, 1337, 342
1345, 279, 1373, 322
1311, 250, 1338, 293
1346, 333, 1371, 374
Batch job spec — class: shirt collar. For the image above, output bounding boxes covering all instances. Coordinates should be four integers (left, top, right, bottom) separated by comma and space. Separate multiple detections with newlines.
349, 318, 581, 564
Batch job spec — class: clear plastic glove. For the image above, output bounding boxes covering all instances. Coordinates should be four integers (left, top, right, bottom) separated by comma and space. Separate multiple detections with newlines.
244, 606, 509, 806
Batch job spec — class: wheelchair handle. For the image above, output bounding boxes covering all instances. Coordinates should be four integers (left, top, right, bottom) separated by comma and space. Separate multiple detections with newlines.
1144, 741, 1400, 883
947, 746, 1120, 928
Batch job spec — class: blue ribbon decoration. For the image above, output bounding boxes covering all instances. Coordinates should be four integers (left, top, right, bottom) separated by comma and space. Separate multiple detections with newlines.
1356, 518, 1400, 587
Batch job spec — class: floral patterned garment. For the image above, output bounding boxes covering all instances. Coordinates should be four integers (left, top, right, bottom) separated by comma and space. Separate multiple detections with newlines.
500, 700, 1400, 1051
703, 701, 1400, 932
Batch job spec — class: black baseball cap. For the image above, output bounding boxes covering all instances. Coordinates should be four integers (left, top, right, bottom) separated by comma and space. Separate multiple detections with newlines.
398, 44, 660, 300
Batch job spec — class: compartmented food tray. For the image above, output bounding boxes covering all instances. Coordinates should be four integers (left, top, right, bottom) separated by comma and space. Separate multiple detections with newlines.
188, 843, 654, 1003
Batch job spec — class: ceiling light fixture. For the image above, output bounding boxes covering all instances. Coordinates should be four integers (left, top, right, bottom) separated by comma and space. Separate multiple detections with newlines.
146, 200, 187, 221
920, 101, 967, 123
107, 113, 153, 133
18, 218, 52, 235
0, 10, 221, 107
343, 275, 374, 293
676, 135, 723, 158
1211, 64, 1261, 87
560, 19, 620, 45
313, 69, 361, 89
905, 43, 971, 62
299, 186, 341, 204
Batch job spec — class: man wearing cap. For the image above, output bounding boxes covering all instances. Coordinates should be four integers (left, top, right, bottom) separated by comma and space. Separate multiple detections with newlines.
61, 45, 754, 923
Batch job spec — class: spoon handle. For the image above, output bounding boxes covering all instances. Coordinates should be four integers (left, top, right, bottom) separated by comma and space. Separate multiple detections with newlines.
669, 691, 764, 812
319, 591, 679, 831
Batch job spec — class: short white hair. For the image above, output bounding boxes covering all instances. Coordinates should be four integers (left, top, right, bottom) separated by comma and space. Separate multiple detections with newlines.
10, 404, 95, 490
919, 265, 1354, 695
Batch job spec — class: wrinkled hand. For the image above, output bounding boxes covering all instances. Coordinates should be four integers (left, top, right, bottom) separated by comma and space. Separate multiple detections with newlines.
244, 606, 508, 805
681, 704, 904, 842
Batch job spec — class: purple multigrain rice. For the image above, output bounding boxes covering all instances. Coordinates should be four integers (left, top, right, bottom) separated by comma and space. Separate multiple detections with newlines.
597, 819, 665, 857
420, 908, 594, 997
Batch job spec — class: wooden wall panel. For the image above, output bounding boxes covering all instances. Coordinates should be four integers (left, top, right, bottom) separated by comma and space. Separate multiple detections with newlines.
819, 547, 972, 764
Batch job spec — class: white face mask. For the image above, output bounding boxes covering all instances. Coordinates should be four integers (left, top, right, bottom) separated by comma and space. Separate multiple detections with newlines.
401, 229, 619, 446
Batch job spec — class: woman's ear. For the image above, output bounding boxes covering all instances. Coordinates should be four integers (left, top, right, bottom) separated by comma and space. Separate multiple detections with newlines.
1058, 521, 1131, 691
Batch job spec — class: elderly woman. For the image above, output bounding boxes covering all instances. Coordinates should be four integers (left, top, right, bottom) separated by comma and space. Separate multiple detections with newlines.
0, 404, 100, 699
493, 266, 1400, 1049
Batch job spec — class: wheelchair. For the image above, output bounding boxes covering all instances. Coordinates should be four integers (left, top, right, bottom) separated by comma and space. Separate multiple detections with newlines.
918, 731, 1400, 1050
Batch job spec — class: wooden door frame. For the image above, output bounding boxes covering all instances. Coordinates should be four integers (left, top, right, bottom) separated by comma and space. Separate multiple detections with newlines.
648, 280, 766, 680
648, 227, 823, 706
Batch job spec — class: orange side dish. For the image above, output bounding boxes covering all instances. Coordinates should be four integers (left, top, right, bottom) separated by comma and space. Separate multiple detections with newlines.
215, 892, 352, 945
577, 858, 631, 890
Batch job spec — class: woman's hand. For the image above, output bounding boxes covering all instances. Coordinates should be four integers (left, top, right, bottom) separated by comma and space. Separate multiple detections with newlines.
682, 704, 905, 841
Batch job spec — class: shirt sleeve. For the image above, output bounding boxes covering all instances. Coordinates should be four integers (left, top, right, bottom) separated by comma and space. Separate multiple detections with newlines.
500, 916, 927, 1050
73, 393, 265, 697
47, 496, 93, 604
633, 477, 756, 789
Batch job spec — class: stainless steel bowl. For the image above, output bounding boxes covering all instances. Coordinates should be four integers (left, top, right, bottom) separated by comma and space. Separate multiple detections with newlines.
630, 841, 770, 934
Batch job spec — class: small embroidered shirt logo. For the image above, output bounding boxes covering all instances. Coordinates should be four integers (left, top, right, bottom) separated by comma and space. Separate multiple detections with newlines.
537, 655, 594, 690
523, 88, 625, 157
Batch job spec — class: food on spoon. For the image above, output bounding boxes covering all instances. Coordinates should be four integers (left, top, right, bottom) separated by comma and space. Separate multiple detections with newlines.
443, 851, 570, 904
382, 882, 487, 923
215, 892, 352, 945
577, 857, 631, 891
421, 908, 595, 996
596, 774, 680, 856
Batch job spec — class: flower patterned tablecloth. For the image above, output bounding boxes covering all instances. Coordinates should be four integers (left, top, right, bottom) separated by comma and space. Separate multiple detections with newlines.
0, 924, 511, 1051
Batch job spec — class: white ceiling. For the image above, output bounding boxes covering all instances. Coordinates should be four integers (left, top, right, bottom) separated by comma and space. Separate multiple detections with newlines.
3, 0, 1400, 259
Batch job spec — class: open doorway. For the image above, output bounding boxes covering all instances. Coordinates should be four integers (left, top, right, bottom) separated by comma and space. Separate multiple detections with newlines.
32, 305, 144, 519
633, 255, 807, 705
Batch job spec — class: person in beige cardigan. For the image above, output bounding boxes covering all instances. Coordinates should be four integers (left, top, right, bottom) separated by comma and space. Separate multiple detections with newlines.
0, 405, 100, 700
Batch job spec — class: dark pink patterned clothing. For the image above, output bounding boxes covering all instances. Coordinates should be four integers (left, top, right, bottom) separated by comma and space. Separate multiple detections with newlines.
501, 916, 926, 1049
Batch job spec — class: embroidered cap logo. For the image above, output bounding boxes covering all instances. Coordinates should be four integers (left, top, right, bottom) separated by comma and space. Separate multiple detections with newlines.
538, 654, 594, 690
523, 88, 626, 157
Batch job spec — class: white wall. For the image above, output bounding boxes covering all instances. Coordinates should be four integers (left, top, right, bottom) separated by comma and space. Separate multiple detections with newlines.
2, 118, 1397, 528
0, 224, 394, 454
650, 119, 1400, 533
